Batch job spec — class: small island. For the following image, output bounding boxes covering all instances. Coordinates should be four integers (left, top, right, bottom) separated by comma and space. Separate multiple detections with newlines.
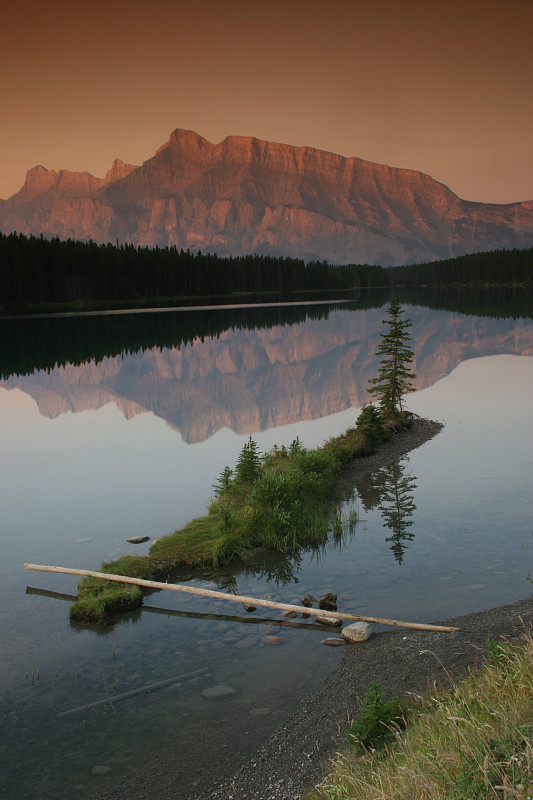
69, 296, 419, 623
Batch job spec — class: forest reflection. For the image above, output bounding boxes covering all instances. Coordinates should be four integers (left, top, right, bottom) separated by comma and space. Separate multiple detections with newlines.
1, 286, 531, 381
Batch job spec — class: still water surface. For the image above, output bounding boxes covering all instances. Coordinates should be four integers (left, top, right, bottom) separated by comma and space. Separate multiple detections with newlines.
0, 297, 532, 799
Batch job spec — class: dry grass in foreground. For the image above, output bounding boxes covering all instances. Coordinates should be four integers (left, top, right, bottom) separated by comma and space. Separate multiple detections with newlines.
310, 631, 533, 800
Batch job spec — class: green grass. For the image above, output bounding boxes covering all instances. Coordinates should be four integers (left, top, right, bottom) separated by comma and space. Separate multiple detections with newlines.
69, 579, 143, 623
310, 632, 533, 800
69, 411, 411, 624
68, 517, 236, 623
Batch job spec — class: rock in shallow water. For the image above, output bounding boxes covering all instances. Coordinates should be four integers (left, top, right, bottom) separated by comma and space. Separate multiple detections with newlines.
301, 593, 318, 607
341, 622, 372, 642
315, 615, 342, 627
321, 637, 345, 647
319, 592, 338, 610
91, 765, 112, 776
263, 635, 282, 645
234, 636, 258, 649
126, 536, 150, 544
201, 684, 236, 699
249, 707, 272, 716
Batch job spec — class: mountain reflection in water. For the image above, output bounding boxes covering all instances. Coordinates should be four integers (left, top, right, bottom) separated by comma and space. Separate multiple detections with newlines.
1, 294, 532, 443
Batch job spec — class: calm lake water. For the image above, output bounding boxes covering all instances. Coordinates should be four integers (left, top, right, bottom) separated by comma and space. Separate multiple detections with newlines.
1, 293, 532, 799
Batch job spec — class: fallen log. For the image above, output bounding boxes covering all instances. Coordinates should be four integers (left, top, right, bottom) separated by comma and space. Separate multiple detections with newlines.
23, 563, 460, 632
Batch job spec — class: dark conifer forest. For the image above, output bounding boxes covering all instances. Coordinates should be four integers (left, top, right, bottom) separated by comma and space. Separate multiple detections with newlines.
0, 231, 531, 314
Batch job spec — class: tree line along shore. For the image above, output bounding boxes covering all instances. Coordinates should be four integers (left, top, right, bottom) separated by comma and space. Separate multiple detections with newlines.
0, 231, 531, 314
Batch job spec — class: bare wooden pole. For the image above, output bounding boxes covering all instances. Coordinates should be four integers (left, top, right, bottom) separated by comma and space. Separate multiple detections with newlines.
57, 667, 209, 718
24, 563, 460, 633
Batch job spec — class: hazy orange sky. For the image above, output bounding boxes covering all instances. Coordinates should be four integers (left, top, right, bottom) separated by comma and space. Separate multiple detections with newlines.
1, 0, 531, 203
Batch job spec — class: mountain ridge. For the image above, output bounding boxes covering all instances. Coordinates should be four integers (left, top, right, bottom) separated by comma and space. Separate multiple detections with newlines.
1, 128, 532, 266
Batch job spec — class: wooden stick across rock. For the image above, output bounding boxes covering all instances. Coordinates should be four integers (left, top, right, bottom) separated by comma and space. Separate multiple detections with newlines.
23, 563, 460, 633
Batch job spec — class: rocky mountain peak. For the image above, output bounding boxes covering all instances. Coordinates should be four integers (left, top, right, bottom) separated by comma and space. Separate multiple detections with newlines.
104, 158, 137, 184
1, 129, 532, 264
17, 165, 60, 200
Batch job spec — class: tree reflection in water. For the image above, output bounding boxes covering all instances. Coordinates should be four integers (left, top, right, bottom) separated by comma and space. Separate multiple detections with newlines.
356, 457, 417, 564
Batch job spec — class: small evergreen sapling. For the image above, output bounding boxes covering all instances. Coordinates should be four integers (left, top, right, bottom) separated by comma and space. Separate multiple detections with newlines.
347, 677, 407, 750
356, 403, 386, 444
212, 466, 234, 497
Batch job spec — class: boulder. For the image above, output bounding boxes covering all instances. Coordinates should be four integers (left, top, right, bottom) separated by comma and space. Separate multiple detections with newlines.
341, 622, 372, 642
126, 536, 150, 544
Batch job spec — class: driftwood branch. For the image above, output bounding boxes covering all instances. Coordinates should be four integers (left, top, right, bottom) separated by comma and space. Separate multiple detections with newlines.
57, 667, 209, 717
24, 563, 460, 633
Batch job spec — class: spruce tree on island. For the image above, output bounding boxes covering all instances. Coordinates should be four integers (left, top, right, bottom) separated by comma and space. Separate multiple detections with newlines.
235, 436, 262, 485
368, 296, 416, 416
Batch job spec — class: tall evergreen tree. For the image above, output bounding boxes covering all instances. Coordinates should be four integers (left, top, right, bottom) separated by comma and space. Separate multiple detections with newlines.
235, 436, 262, 485
368, 295, 416, 414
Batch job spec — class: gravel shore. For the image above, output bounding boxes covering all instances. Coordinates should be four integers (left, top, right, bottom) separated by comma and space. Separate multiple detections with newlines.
201, 595, 533, 800
93, 418, 533, 800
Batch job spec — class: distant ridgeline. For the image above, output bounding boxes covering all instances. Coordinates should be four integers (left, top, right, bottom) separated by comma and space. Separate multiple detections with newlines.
0, 232, 531, 315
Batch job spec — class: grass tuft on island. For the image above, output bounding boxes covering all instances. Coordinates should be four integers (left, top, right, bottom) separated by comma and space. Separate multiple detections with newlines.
309, 632, 533, 800
69, 408, 411, 624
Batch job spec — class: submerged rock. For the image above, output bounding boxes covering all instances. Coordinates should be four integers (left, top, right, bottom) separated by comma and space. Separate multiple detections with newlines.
263, 635, 282, 645
321, 637, 345, 647
249, 707, 272, 716
341, 622, 372, 642
201, 684, 236, 699
91, 765, 112, 775
282, 610, 298, 618
234, 636, 258, 649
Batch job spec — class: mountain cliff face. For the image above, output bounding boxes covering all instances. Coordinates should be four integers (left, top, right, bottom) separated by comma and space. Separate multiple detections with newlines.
3, 307, 532, 443
1, 129, 532, 265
